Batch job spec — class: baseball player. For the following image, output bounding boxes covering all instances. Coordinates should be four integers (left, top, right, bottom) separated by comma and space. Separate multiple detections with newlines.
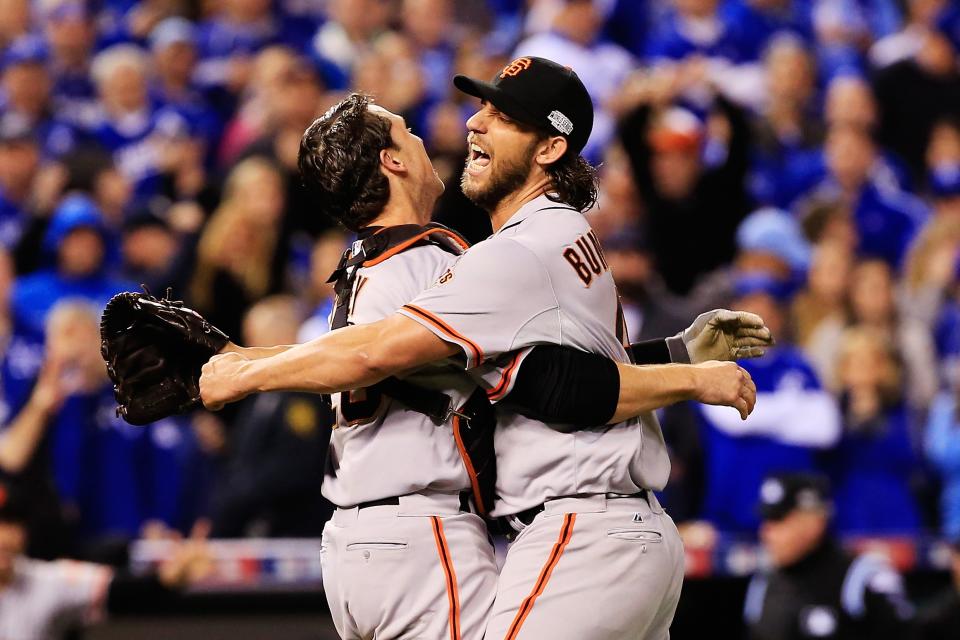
201, 58, 760, 639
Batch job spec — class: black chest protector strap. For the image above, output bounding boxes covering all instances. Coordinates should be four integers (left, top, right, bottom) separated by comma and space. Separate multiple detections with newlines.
326, 223, 469, 423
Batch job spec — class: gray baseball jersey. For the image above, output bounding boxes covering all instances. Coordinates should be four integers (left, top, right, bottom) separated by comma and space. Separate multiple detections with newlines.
322, 243, 480, 508
398, 194, 672, 517
0, 558, 111, 640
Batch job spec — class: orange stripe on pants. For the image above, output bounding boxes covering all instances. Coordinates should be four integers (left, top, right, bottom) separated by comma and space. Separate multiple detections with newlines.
504, 513, 577, 640
431, 516, 461, 640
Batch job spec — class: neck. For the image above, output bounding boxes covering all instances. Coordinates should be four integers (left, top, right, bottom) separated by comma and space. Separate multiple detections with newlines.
488, 177, 551, 231
371, 189, 435, 228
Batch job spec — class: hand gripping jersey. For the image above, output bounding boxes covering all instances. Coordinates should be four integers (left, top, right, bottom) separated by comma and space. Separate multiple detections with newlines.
322, 224, 496, 515
398, 195, 672, 517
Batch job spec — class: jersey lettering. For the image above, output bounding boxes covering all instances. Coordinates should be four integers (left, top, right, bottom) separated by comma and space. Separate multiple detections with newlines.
563, 247, 593, 285
438, 268, 454, 285
563, 230, 610, 287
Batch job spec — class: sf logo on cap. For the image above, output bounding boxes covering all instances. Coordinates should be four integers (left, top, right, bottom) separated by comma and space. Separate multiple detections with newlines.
500, 57, 533, 78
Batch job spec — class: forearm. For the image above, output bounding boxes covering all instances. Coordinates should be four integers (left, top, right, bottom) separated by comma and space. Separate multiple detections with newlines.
0, 400, 51, 474
220, 341, 295, 359
235, 316, 455, 397
609, 362, 698, 423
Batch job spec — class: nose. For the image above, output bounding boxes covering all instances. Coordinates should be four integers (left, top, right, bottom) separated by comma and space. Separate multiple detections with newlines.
465, 108, 487, 134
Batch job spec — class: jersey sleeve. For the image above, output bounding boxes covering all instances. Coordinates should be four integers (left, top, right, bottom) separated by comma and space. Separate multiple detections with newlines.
52, 560, 114, 625
397, 238, 560, 369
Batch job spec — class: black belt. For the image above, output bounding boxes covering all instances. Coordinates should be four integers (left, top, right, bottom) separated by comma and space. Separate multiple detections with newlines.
507, 490, 651, 529
355, 492, 472, 512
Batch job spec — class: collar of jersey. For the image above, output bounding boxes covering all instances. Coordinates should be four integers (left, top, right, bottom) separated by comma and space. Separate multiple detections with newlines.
494, 193, 574, 235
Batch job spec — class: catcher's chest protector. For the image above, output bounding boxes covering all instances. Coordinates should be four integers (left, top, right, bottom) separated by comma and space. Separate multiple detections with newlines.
327, 223, 498, 517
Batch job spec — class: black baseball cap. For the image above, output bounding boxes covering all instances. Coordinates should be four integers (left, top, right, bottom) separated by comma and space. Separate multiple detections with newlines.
453, 56, 594, 156
758, 472, 832, 521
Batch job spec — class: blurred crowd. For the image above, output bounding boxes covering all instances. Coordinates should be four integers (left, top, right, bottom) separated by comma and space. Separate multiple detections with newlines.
1, 0, 960, 581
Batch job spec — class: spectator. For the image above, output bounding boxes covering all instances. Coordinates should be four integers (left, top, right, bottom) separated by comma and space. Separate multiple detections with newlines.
88, 44, 201, 202
791, 238, 853, 370
0, 122, 40, 252
749, 34, 821, 208
209, 296, 332, 537
311, 0, 391, 80
619, 76, 752, 296
0, 481, 213, 640
697, 274, 840, 533
744, 472, 915, 639
189, 156, 286, 340
0, 0, 30, 49
41, 0, 99, 130
0, 35, 78, 160
3, 195, 131, 410
870, 0, 950, 69
873, 20, 960, 184
829, 327, 923, 534
797, 123, 927, 268
148, 17, 223, 161
925, 386, 960, 540
297, 229, 348, 343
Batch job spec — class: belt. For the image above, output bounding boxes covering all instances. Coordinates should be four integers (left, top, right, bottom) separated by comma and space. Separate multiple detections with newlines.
503, 490, 650, 536
355, 491, 473, 512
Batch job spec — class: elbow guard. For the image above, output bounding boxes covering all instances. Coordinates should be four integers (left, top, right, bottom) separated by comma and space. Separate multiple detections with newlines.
503, 345, 620, 430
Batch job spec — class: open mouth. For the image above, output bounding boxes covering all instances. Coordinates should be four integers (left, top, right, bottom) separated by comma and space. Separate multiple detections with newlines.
466, 142, 491, 176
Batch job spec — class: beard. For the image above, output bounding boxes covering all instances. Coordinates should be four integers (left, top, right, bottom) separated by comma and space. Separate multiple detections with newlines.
460, 141, 537, 212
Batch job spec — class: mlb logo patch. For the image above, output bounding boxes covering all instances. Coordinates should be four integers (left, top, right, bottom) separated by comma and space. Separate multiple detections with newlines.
632, 513, 643, 523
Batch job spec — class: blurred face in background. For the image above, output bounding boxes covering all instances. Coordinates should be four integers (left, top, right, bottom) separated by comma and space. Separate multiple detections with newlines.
99, 62, 149, 115
552, 0, 603, 46
45, 303, 108, 393
58, 227, 104, 278
824, 77, 877, 129
231, 161, 285, 225
2, 63, 51, 117
849, 259, 894, 325
825, 125, 875, 193
651, 147, 700, 201
836, 330, 898, 395
154, 41, 197, 87
735, 291, 784, 341
760, 509, 828, 568
0, 139, 39, 196
808, 240, 852, 306
674, 0, 719, 19
331, 0, 389, 39
402, 0, 452, 49
122, 225, 176, 273
0, 0, 30, 44
310, 231, 348, 303
926, 120, 960, 168
0, 520, 26, 583
224, 0, 272, 22
764, 38, 815, 106
242, 296, 302, 346
44, 12, 95, 67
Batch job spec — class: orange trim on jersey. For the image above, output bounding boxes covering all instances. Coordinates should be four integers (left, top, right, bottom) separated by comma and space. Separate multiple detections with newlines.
363, 229, 469, 267
487, 351, 523, 401
452, 413, 487, 517
401, 304, 484, 366
504, 513, 576, 640
431, 516, 462, 640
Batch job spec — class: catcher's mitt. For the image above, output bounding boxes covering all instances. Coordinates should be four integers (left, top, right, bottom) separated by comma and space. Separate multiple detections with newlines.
100, 287, 229, 425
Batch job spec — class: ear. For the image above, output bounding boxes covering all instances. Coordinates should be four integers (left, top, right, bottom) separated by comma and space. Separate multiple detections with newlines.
380, 148, 407, 177
534, 136, 568, 169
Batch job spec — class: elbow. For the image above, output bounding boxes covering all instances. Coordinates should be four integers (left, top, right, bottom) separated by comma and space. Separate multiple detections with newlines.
352, 347, 396, 387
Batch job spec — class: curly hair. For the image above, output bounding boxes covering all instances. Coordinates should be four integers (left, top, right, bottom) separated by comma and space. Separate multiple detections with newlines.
543, 151, 599, 213
298, 93, 394, 231
533, 129, 599, 213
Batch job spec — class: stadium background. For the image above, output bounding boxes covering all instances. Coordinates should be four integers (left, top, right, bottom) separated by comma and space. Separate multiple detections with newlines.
1, 0, 960, 637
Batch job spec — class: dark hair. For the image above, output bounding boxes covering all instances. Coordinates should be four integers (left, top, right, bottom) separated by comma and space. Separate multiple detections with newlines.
544, 152, 599, 213
298, 93, 394, 231
534, 130, 599, 213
